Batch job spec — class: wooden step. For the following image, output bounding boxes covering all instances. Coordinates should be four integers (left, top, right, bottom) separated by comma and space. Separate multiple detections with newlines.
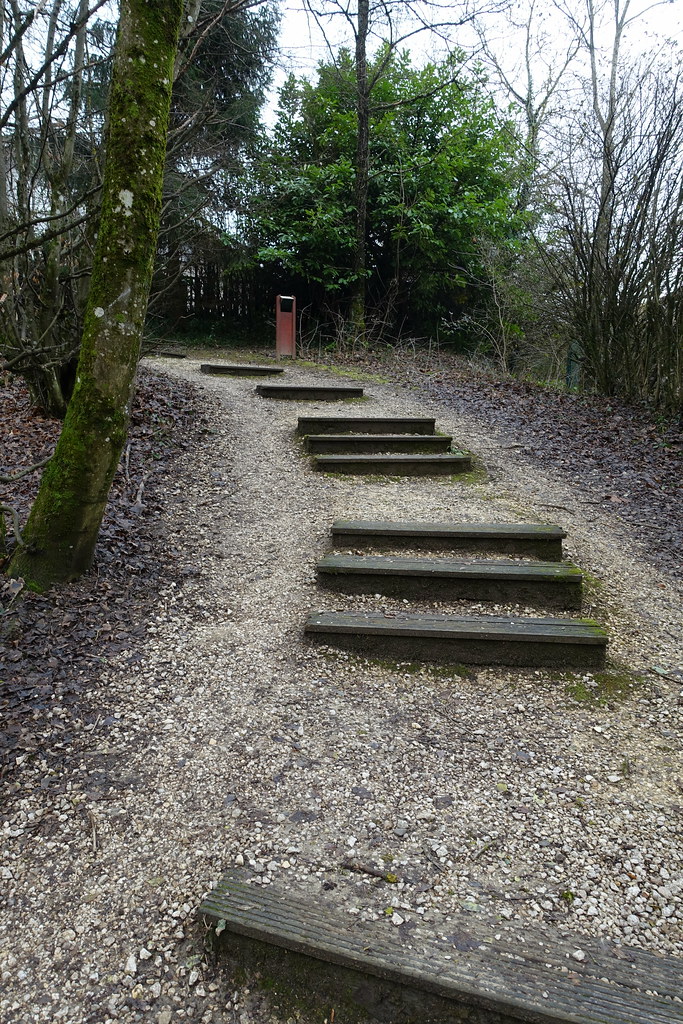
317, 555, 582, 608
297, 415, 436, 435
314, 453, 472, 475
305, 611, 607, 667
306, 433, 453, 454
256, 384, 364, 400
332, 520, 567, 559
156, 349, 186, 358
200, 363, 284, 376
200, 874, 678, 1023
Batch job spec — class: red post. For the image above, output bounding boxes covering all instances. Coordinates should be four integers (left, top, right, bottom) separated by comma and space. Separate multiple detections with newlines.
275, 294, 296, 359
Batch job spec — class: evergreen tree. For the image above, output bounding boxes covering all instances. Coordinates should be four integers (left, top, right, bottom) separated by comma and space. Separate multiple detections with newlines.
240, 48, 525, 341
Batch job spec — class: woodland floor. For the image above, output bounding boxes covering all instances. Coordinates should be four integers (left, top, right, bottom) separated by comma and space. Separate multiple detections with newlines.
0, 348, 682, 1024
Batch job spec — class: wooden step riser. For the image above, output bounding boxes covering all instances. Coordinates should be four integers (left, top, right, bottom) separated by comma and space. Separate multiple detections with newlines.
307, 436, 453, 454
315, 456, 472, 476
200, 364, 284, 376
298, 417, 436, 434
204, 884, 680, 1007
306, 629, 606, 668
257, 386, 364, 400
332, 531, 564, 559
317, 571, 582, 609
212, 925, 530, 1024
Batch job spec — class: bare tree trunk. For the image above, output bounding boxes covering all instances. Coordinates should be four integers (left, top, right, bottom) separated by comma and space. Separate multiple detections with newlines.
0, 0, 110, 417
29, 0, 91, 417
584, 0, 623, 393
9, 0, 183, 589
349, 0, 369, 339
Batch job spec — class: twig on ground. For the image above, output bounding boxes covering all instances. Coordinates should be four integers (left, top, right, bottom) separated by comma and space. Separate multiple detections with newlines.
88, 810, 98, 853
475, 444, 526, 451
470, 838, 499, 861
649, 666, 683, 684
341, 859, 398, 883
123, 443, 131, 487
422, 844, 447, 874
536, 503, 575, 513
134, 471, 152, 508
0, 456, 51, 483
1, 503, 24, 547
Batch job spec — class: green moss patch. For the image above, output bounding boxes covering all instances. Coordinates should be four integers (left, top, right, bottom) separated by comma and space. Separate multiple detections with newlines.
563, 667, 641, 705
449, 457, 488, 485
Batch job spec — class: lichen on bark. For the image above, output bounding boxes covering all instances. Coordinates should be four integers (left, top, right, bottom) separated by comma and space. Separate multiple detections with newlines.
8, 0, 183, 589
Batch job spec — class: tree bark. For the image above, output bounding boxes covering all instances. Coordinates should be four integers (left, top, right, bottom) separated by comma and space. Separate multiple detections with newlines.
586, 0, 627, 395
9, 0, 183, 589
349, 0, 370, 340
35, 0, 90, 418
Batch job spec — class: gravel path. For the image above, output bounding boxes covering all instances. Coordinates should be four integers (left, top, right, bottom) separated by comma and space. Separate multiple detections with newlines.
1, 356, 681, 1024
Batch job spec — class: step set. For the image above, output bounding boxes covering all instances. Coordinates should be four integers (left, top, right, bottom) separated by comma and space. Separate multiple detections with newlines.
201, 363, 284, 376
314, 453, 472, 476
305, 610, 606, 668
305, 518, 607, 669
195, 382, 618, 1017
259, 391, 605, 666
257, 383, 364, 400
297, 414, 473, 476
201, 873, 680, 1024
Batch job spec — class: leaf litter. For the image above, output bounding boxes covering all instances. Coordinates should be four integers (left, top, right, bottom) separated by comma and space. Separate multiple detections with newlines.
1, 367, 210, 779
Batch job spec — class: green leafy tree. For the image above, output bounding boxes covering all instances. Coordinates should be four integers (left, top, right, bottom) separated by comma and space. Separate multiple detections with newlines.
298, 0, 511, 338
240, 47, 525, 341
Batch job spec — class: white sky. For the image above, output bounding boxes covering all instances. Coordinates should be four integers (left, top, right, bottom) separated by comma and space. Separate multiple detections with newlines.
264, 0, 447, 122
265, 0, 683, 123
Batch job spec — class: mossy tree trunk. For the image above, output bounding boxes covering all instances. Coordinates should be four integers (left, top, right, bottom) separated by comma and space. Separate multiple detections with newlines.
8, 0, 183, 590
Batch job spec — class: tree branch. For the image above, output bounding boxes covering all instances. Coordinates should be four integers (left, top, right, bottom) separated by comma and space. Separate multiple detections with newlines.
0, 458, 52, 485
0, 0, 109, 134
